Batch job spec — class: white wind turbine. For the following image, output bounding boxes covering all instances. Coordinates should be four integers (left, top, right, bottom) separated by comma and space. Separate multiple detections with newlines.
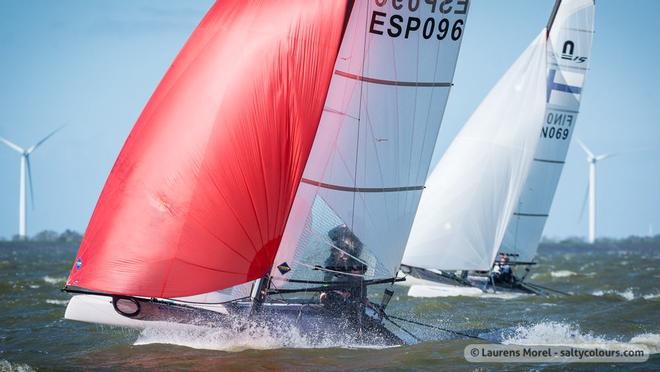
576, 139, 616, 244
1, 126, 64, 239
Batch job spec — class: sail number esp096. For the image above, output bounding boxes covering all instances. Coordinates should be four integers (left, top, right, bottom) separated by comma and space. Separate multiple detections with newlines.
369, 0, 468, 40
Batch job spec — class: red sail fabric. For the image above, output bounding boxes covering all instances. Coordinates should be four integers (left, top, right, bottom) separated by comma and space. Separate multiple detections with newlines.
66, 0, 349, 298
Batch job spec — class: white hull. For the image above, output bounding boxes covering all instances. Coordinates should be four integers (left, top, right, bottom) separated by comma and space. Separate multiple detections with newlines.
65, 295, 229, 329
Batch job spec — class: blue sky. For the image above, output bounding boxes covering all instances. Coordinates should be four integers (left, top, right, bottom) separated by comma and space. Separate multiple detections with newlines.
0, 0, 658, 240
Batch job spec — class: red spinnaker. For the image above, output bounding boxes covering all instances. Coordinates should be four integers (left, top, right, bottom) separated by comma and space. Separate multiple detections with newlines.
66, 0, 349, 298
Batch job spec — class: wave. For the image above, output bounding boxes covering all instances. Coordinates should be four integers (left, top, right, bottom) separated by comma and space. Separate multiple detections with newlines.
501, 322, 659, 354
643, 293, 660, 300
46, 299, 69, 306
592, 289, 635, 301
407, 285, 527, 299
550, 270, 577, 278
42, 276, 66, 285
407, 285, 484, 298
0, 359, 35, 372
630, 333, 660, 354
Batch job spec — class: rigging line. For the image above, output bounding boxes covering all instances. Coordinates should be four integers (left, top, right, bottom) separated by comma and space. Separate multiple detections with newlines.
266, 278, 290, 303
350, 0, 370, 232
383, 315, 422, 342
324, 107, 360, 121
359, 94, 390, 229
385, 28, 401, 231
294, 261, 367, 278
162, 295, 252, 305
512, 200, 522, 252
386, 314, 489, 341
280, 276, 405, 286
405, 2, 422, 219
521, 281, 571, 296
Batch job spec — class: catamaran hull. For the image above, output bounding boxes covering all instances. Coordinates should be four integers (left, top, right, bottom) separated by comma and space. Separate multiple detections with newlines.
398, 267, 538, 297
65, 294, 404, 346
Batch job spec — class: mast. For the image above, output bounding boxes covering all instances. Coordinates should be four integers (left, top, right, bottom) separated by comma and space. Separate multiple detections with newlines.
546, 0, 562, 36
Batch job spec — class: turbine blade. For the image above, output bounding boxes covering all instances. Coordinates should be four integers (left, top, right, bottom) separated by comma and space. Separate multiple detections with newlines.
0, 136, 24, 153
577, 183, 589, 223
26, 124, 66, 154
595, 153, 616, 161
594, 146, 658, 161
576, 138, 594, 158
617, 146, 659, 156
26, 155, 35, 209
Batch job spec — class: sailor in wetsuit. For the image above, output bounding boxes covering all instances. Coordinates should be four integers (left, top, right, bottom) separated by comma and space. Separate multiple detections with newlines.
492, 253, 515, 285
319, 224, 367, 313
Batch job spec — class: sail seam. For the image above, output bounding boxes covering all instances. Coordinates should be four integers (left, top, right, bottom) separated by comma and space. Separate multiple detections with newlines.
302, 178, 423, 193
335, 70, 452, 87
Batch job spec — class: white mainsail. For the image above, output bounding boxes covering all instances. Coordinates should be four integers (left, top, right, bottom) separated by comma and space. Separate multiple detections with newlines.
500, 0, 595, 262
270, 0, 470, 285
402, 30, 549, 271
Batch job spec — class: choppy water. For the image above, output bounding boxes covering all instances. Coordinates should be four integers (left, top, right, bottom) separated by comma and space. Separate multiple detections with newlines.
0, 243, 658, 370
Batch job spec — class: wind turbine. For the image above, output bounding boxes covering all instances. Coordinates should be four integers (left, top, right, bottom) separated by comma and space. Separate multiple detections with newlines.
1, 126, 64, 239
576, 139, 615, 244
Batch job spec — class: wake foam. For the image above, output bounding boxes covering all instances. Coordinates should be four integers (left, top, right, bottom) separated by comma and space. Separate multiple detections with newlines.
502, 322, 659, 354
643, 293, 660, 300
45, 299, 69, 306
550, 270, 577, 278
407, 284, 484, 298
134, 317, 395, 352
407, 285, 526, 299
592, 289, 636, 301
0, 359, 35, 372
42, 276, 66, 285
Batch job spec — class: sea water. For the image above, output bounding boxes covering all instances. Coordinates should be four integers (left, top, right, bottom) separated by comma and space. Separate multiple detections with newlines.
0, 242, 658, 370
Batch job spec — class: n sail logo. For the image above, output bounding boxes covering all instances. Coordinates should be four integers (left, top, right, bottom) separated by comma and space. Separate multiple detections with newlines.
561, 40, 587, 63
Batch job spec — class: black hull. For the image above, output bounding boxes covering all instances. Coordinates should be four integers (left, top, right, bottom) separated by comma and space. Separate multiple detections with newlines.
401, 264, 539, 295
108, 296, 405, 347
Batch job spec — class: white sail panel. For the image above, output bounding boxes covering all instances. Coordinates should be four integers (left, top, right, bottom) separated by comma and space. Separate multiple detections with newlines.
500, 0, 595, 262
403, 31, 548, 271
270, 0, 470, 284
